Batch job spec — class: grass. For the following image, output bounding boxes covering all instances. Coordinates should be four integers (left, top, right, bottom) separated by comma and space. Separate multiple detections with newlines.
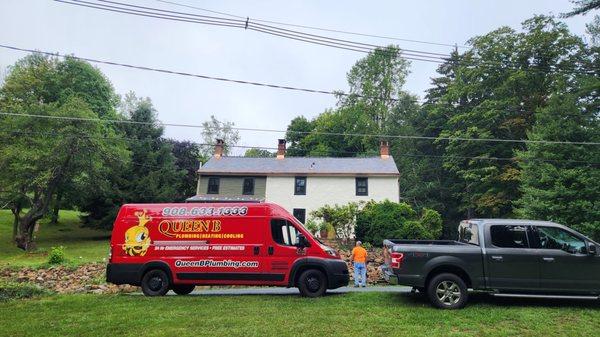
0, 210, 111, 267
0, 292, 598, 337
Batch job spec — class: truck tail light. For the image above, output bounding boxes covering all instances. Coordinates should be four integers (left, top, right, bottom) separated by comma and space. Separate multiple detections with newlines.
391, 252, 404, 269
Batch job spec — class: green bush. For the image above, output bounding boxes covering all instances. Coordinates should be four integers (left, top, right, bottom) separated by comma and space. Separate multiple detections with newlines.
47, 246, 66, 265
356, 200, 443, 244
304, 219, 319, 235
0, 281, 49, 301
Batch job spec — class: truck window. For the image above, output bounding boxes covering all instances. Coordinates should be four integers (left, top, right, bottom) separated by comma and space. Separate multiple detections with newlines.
271, 219, 299, 246
490, 225, 529, 248
536, 226, 586, 253
458, 222, 479, 245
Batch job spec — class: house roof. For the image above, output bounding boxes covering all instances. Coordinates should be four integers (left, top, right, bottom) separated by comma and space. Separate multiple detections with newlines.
197, 156, 400, 176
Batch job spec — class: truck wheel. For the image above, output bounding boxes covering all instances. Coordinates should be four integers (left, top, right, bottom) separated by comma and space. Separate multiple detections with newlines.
427, 273, 468, 309
172, 284, 195, 295
141, 269, 170, 296
297, 269, 327, 298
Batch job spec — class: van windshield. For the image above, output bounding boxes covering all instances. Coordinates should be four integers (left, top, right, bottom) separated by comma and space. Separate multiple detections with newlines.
458, 221, 479, 246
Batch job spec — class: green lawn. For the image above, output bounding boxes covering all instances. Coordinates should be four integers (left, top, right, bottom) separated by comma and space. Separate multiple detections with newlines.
0, 210, 111, 267
0, 292, 598, 337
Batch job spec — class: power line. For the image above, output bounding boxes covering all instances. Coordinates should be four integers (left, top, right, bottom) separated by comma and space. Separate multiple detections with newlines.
4, 129, 599, 165
55, 0, 599, 75
0, 44, 402, 102
2, 111, 599, 146
151, 0, 470, 49
54, 0, 448, 63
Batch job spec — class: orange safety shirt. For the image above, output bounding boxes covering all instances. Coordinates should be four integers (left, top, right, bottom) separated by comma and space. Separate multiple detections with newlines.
351, 246, 368, 263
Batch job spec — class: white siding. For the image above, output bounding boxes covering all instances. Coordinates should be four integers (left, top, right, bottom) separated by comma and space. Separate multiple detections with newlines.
265, 176, 399, 220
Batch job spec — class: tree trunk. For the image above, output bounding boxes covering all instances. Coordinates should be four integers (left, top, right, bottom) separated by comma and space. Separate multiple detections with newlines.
14, 146, 75, 251
50, 191, 62, 225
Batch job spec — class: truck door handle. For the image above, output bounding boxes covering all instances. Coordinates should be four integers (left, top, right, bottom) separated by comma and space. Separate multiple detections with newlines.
542, 257, 555, 262
268, 246, 274, 255
253, 246, 260, 255
491, 256, 503, 262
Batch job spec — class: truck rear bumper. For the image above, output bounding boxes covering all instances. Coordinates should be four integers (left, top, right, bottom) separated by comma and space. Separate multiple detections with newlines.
382, 265, 422, 287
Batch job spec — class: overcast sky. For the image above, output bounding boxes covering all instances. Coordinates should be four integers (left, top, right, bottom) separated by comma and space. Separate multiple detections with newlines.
0, 0, 593, 154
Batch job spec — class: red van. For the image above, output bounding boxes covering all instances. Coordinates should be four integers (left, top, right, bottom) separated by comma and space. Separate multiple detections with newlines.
106, 202, 349, 297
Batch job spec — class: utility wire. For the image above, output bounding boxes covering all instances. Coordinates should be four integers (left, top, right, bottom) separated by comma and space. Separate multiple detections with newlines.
55, 0, 447, 63
55, 0, 599, 75
4, 129, 599, 165
151, 0, 470, 49
2, 111, 599, 146
0, 44, 401, 102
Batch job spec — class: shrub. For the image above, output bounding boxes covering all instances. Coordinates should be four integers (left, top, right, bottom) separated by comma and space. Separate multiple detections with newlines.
304, 219, 319, 235
0, 281, 49, 301
356, 200, 443, 244
47, 246, 66, 265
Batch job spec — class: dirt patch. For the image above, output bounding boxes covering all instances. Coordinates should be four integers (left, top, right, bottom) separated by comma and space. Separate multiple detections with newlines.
0, 263, 136, 294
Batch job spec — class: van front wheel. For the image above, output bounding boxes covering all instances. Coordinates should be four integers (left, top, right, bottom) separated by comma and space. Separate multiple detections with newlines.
141, 269, 170, 296
172, 284, 195, 295
297, 269, 327, 298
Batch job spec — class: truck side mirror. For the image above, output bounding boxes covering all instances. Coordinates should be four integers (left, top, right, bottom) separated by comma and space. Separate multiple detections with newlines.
295, 234, 310, 248
588, 243, 597, 255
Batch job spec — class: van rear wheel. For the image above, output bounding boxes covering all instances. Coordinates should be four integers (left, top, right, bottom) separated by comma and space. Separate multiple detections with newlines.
172, 284, 195, 295
141, 269, 170, 296
297, 269, 327, 298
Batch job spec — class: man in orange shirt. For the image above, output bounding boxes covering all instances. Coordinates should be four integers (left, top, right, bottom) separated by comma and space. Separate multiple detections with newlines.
350, 241, 368, 287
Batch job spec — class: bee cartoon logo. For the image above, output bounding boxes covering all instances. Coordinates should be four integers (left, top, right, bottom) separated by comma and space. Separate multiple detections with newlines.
123, 209, 152, 256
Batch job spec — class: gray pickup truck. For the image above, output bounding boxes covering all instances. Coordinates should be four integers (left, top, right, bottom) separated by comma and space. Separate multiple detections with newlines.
382, 219, 600, 309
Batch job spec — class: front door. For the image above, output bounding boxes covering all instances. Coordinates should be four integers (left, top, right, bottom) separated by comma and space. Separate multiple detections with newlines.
532, 226, 600, 293
486, 224, 540, 290
265, 218, 305, 285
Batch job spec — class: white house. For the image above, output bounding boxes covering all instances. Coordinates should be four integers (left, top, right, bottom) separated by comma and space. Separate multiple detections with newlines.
188, 139, 400, 224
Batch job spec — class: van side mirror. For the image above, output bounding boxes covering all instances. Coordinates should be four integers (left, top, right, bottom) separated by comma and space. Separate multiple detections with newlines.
295, 234, 310, 248
588, 243, 597, 255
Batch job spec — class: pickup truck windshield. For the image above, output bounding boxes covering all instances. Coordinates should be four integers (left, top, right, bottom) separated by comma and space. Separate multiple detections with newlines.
458, 222, 479, 246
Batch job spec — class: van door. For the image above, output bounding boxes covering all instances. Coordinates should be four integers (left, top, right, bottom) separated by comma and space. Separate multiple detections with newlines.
264, 218, 304, 285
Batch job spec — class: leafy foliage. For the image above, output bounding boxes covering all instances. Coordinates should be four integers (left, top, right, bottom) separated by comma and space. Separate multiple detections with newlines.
47, 246, 67, 265
311, 202, 362, 240
0, 281, 50, 302
355, 200, 442, 244
81, 94, 185, 229
0, 55, 127, 250
244, 148, 275, 157
199, 115, 240, 157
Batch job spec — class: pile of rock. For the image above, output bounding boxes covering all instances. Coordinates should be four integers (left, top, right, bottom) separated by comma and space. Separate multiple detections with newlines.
329, 241, 386, 285
0, 263, 136, 294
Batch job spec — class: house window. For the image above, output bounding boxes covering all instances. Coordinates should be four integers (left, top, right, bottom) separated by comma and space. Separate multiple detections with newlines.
242, 178, 255, 195
356, 177, 368, 196
293, 209, 306, 224
207, 177, 220, 194
294, 176, 306, 195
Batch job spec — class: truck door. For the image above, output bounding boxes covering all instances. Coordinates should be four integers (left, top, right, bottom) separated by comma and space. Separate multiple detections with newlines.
265, 218, 304, 285
485, 224, 540, 291
531, 226, 600, 293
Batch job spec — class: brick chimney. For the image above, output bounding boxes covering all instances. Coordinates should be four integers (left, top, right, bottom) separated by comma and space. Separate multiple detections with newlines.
380, 140, 390, 159
277, 139, 286, 159
214, 139, 224, 159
